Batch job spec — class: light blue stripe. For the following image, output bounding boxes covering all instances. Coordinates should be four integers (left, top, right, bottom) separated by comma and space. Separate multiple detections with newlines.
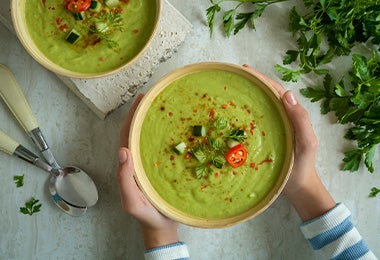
145, 241, 186, 253
331, 240, 370, 260
308, 216, 354, 250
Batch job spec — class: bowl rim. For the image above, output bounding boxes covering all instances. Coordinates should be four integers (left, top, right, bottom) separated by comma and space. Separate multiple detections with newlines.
10, 0, 162, 79
129, 62, 295, 228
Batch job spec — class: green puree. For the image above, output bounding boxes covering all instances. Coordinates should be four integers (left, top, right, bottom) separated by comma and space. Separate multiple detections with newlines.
140, 70, 287, 218
25, 0, 156, 74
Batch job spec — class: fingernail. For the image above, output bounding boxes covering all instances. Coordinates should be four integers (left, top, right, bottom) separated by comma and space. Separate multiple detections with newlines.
119, 149, 128, 164
285, 91, 298, 106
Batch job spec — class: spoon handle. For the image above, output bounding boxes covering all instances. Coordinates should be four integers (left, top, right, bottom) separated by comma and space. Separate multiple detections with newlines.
0, 64, 59, 168
0, 130, 52, 173
0, 129, 19, 155
0, 64, 38, 132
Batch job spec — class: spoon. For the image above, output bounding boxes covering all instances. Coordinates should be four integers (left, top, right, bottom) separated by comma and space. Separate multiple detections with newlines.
0, 64, 98, 208
0, 130, 87, 216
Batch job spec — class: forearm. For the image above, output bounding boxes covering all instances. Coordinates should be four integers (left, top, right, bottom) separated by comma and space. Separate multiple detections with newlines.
141, 225, 179, 250
285, 168, 336, 222
141, 225, 190, 260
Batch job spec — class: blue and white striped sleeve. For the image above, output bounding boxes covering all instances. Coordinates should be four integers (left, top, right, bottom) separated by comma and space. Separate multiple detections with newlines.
300, 203, 378, 260
144, 242, 190, 260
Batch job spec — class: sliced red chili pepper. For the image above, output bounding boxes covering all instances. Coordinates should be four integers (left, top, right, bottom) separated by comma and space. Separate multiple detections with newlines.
65, 0, 91, 12
225, 144, 248, 168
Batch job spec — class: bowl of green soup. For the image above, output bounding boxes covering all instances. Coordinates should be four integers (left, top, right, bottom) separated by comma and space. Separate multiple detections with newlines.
129, 62, 294, 228
11, 0, 161, 78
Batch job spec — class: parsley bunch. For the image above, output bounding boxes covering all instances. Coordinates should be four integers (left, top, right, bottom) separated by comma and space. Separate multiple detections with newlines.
301, 52, 380, 173
275, 0, 380, 82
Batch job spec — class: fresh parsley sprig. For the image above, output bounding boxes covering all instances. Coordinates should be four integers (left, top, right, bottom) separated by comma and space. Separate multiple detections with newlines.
369, 187, 380, 198
13, 175, 24, 188
20, 198, 42, 216
301, 52, 380, 173
206, 0, 287, 37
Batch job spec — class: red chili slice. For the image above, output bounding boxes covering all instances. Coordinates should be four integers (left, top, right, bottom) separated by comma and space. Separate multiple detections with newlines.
225, 144, 248, 168
65, 0, 91, 12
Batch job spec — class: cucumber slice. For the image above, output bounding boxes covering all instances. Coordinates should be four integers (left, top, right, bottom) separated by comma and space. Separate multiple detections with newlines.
174, 142, 186, 154
193, 125, 206, 137
226, 138, 240, 148
105, 0, 119, 8
65, 29, 81, 44
73, 12, 86, 20
89, 1, 102, 12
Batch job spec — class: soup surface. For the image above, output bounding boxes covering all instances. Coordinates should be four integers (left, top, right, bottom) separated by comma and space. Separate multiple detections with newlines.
25, 0, 157, 74
140, 70, 288, 218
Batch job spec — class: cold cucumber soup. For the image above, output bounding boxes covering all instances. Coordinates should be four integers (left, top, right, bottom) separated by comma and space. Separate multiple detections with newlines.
24, 0, 157, 74
140, 69, 289, 219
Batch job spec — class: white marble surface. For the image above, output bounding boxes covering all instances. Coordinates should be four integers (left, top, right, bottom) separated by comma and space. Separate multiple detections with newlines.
0, 0, 379, 259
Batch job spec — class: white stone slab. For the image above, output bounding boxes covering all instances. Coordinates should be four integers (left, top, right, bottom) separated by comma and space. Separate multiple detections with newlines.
0, 0, 192, 119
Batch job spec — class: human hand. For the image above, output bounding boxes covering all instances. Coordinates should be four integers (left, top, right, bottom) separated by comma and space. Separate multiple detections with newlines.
242, 65, 317, 192
243, 65, 335, 221
118, 94, 179, 249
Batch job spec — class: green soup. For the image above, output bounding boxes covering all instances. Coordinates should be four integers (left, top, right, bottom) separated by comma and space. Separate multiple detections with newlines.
140, 70, 289, 219
24, 0, 157, 74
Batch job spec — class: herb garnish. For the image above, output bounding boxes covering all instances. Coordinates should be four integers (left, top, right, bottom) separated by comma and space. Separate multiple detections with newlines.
13, 175, 24, 188
20, 198, 42, 216
87, 12, 125, 49
185, 117, 248, 178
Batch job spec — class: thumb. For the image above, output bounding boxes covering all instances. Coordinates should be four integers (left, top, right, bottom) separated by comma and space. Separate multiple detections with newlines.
282, 91, 317, 155
117, 147, 144, 209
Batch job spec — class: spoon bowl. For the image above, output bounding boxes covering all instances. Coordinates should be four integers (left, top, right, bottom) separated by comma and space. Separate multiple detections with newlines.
0, 64, 98, 209
0, 129, 87, 216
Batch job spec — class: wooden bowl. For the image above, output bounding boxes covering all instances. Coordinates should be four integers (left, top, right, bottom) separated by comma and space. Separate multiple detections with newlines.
11, 0, 161, 78
129, 62, 294, 228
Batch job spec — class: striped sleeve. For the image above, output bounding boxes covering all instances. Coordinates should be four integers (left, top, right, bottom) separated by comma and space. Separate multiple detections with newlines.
144, 242, 190, 260
300, 203, 378, 260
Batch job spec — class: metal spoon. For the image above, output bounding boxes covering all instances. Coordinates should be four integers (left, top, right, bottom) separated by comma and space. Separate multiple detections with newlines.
0, 130, 87, 216
0, 64, 98, 208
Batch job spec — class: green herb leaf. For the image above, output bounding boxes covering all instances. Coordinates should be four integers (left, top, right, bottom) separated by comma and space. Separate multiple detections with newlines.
195, 164, 208, 179
13, 175, 24, 188
212, 155, 226, 169
206, 3, 221, 37
206, 0, 287, 38
369, 187, 380, 198
227, 129, 247, 142
20, 198, 42, 216
223, 9, 236, 37
274, 64, 300, 82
